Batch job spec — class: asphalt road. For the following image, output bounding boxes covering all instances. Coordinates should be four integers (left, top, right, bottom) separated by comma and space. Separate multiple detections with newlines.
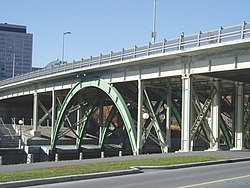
26, 160, 250, 188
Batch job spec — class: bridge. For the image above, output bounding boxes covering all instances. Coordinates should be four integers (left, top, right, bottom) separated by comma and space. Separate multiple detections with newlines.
0, 22, 250, 162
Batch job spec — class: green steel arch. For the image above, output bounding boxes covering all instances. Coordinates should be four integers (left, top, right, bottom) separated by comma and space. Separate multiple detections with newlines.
51, 78, 137, 155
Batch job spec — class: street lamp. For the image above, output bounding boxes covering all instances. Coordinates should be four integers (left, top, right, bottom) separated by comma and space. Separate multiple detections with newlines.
18, 119, 23, 149
61, 31, 71, 63
142, 112, 150, 120
151, 0, 157, 43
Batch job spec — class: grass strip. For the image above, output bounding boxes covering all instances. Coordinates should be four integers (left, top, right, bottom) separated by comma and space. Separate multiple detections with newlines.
0, 156, 222, 182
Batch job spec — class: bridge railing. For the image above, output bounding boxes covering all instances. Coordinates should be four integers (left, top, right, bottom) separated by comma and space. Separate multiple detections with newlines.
0, 22, 250, 87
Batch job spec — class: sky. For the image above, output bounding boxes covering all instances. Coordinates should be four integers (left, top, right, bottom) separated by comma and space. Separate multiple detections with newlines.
1, 0, 250, 68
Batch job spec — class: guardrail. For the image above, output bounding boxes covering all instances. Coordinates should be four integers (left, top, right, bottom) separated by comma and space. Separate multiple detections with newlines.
0, 22, 249, 87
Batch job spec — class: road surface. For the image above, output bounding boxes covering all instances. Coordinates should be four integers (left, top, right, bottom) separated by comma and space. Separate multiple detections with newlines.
26, 160, 250, 188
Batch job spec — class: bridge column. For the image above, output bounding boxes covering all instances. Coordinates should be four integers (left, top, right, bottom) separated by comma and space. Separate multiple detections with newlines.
99, 99, 104, 139
166, 85, 172, 149
137, 79, 144, 155
232, 83, 244, 150
76, 105, 83, 136
210, 80, 221, 150
180, 74, 193, 152
51, 89, 56, 139
30, 91, 41, 137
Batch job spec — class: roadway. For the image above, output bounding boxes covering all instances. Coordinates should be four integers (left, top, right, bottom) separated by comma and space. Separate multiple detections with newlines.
27, 160, 250, 188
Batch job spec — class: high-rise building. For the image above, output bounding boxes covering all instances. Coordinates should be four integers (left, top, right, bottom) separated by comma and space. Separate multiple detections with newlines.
0, 23, 33, 80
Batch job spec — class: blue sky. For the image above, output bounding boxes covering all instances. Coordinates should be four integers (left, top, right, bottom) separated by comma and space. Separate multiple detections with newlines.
1, 0, 250, 67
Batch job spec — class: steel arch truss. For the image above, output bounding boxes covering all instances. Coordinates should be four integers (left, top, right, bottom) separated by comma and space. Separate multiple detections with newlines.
117, 83, 169, 153
51, 78, 137, 155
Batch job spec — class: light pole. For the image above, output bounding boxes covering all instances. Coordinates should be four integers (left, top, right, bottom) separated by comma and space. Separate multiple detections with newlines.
61, 31, 71, 63
152, 0, 157, 43
18, 119, 23, 149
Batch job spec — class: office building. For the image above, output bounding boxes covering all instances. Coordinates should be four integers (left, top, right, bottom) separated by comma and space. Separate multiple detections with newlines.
0, 23, 33, 80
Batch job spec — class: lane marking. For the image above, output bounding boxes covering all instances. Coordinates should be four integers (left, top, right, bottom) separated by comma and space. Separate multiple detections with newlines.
178, 174, 250, 188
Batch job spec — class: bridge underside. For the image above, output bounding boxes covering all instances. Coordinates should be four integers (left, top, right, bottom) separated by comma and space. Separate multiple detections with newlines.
1, 29, 250, 157
1, 69, 250, 156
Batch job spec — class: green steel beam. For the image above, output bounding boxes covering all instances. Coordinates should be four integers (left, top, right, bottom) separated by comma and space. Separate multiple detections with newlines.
98, 105, 117, 148
143, 89, 168, 153
123, 83, 168, 152
171, 101, 181, 127
244, 111, 250, 148
149, 88, 182, 129
75, 97, 98, 148
199, 94, 233, 148
220, 116, 233, 149
172, 90, 183, 128
51, 78, 137, 155
191, 86, 216, 146
174, 88, 233, 148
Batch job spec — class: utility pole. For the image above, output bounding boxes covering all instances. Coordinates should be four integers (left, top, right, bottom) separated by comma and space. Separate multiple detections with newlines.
62, 31, 71, 63
152, 0, 157, 43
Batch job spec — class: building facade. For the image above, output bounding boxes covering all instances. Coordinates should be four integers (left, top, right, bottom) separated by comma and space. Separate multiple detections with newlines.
0, 23, 33, 80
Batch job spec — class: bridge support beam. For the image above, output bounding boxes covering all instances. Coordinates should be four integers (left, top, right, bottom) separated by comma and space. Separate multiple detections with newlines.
30, 91, 41, 137
180, 74, 193, 152
99, 99, 104, 143
51, 89, 56, 139
76, 104, 83, 136
210, 80, 221, 150
232, 83, 244, 150
166, 85, 172, 149
137, 79, 144, 155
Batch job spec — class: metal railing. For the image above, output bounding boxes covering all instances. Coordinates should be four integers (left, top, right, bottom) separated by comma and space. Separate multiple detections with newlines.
0, 22, 250, 87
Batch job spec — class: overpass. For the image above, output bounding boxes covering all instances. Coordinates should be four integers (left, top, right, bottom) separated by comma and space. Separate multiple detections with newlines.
0, 22, 250, 160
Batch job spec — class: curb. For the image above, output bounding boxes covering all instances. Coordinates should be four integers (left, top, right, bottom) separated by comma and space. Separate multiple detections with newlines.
0, 169, 142, 188
132, 157, 250, 170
